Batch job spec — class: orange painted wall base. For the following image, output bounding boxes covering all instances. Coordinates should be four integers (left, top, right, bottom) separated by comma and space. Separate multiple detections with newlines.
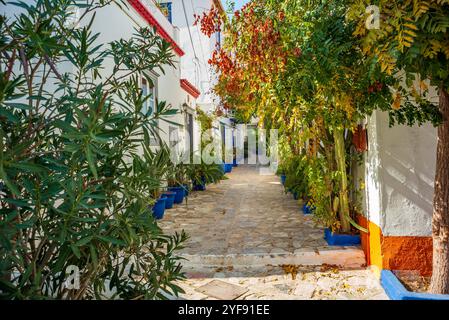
357, 215, 433, 276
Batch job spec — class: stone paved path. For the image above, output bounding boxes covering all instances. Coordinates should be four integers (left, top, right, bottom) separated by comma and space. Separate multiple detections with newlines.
160, 165, 388, 300
176, 265, 388, 300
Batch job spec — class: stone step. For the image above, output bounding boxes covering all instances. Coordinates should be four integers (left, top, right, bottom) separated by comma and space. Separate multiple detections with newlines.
179, 247, 366, 270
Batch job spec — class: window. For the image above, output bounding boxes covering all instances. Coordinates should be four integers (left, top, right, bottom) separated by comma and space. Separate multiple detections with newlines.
160, 2, 172, 23
141, 77, 156, 116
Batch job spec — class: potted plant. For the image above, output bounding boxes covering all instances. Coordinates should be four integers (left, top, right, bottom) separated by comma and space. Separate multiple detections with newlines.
166, 162, 192, 204
225, 163, 233, 173
284, 156, 308, 201
187, 162, 226, 191
139, 145, 173, 218
276, 163, 287, 186
168, 186, 185, 204
150, 186, 168, 220
193, 176, 207, 191
177, 163, 192, 197
152, 195, 167, 220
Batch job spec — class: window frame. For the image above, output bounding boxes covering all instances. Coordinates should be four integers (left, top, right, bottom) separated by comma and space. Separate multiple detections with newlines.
141, 73, 158, 116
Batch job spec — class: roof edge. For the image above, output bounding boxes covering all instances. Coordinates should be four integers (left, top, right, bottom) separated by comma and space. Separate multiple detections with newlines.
180, 79, 201, 99
128, 0, 185, 56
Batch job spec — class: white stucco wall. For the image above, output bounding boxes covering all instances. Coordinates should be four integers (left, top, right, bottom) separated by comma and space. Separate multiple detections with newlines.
364, 111, 383, 228
161, 0, 222, 113
363, 109, 437, 237
85, 1, 196, 153
1, 0, 199, 154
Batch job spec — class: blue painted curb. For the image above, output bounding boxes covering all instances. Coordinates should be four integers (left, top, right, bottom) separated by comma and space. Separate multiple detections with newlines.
324, 228, 361, 246
381, 270, 449, 300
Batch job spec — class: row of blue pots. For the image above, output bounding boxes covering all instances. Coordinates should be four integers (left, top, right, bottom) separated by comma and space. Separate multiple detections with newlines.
152, 177, 211, 220
280, 174, 314, 214
152, 185, 190, 220
280, 174, 361, 246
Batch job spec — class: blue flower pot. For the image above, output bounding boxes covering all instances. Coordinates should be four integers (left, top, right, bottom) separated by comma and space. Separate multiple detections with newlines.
225, 163, 233, 173
281, 175, 287, 186
193, 177, 206, 191
233, 159, 238, 167
303, 204, 315, 215
162, 192, 176, 209
168, 186, 185, 204
152, 196, 167, 220
324, 228, 361, 246
220, 163, 226, 173
193, 183, 206, 191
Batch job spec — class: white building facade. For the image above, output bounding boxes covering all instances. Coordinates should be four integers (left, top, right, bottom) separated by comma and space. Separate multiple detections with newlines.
159, 0, 236, 160
90, 0, 203, 157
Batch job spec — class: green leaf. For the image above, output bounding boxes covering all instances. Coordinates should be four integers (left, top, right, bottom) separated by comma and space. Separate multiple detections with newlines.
75, 236, 93, 247
97, 236, 126, 246
2, 198, 29, 207
0, 108, 19, 123
86, 145, 98, 179
5, 102, 31, 110
9, 162, 48, 173
89, 244, 98, 268
70, 244, 81, 259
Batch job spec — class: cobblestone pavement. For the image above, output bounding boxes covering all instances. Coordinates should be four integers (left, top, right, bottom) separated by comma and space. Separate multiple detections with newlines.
161, 165, 328, 256
175, 265, 388, 300
160, 165, 388, 300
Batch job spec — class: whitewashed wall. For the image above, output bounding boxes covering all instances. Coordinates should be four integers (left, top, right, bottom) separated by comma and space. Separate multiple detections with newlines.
87, 2, 188, 149
363, 110, 437, 237
1, 1, 192, 153
161, 0, 222, 113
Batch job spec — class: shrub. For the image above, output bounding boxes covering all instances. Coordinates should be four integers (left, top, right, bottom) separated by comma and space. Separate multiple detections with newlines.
0, 0, 186, 299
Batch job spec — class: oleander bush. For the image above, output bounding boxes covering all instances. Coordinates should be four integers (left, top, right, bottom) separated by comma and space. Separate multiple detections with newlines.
0, 0, 187, 299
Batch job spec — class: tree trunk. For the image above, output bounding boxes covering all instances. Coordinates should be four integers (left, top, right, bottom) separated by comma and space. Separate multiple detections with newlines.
430, 87, 449, 294
333, 128, 351, 233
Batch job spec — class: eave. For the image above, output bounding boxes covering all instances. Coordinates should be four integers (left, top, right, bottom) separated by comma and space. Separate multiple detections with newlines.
128, 0, 185, 56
